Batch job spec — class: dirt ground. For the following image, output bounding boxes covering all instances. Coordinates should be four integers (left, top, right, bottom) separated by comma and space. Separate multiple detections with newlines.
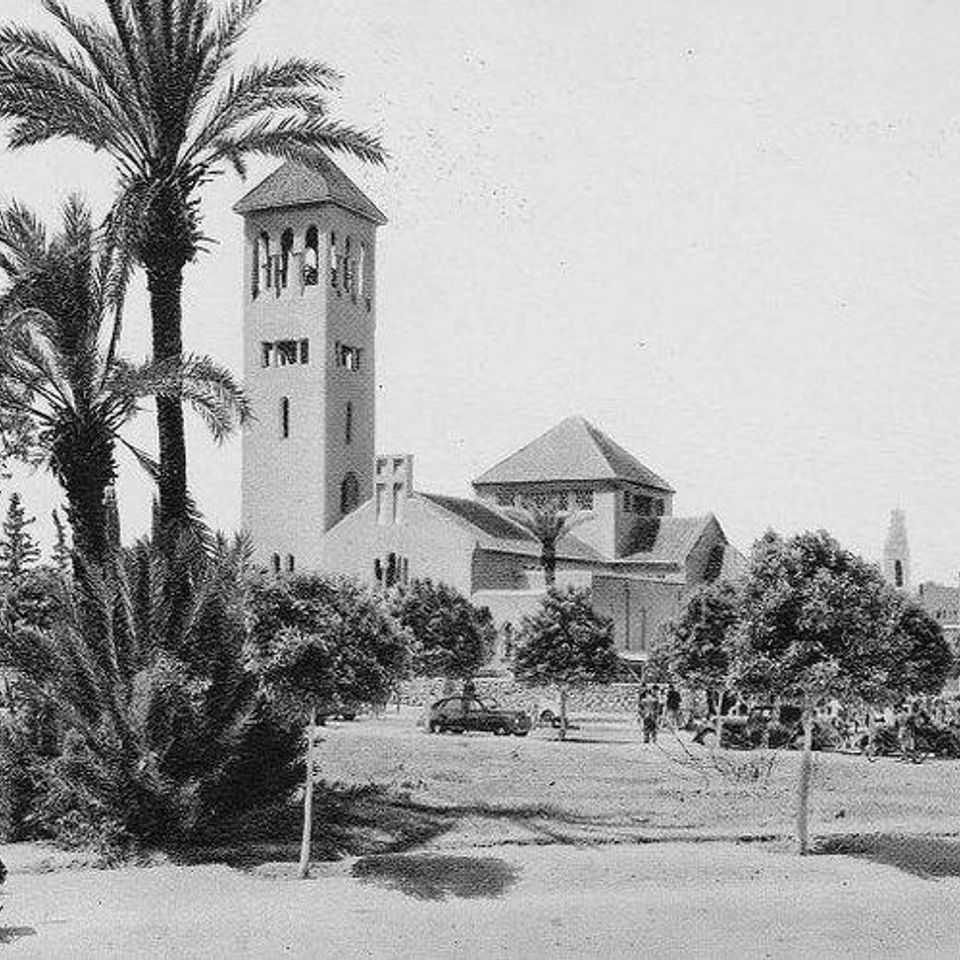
308, 709, 960, 848
4, 839, 960, 958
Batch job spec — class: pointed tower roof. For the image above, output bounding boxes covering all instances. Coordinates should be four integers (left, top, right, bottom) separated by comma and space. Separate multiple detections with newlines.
473, 415, 674, 491
233, 156, 386, 224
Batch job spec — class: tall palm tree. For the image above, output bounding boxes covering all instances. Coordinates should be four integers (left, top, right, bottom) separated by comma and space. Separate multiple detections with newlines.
0, 0, 385, 541
0, 196, 249, 567
505, 498, 589, 587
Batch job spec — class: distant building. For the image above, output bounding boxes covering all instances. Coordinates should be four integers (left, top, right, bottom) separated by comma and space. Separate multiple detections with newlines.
882, 508, 911, 591
237, 157, 745, 668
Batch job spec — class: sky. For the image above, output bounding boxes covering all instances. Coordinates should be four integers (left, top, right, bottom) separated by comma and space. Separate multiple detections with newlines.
1, 0, 959, 584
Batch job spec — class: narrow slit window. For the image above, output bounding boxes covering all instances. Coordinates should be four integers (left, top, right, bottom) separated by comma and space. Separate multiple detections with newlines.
280, 397, 290, 439
343, 236, 353, 293
345, 401, 353, 444
329, 231, 338, 287
303, 226, 319, 286
357, 242, 366, 298
261, 342, 274, 368
286, 554, 295, 573
271, 553, 281, 575
299, 339, 310, 364
257, 232, 270, 295
340, 472, 360, 516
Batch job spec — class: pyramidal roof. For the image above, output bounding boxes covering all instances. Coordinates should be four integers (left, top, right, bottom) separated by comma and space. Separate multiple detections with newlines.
233, 155, 386, 224
473, 416, 674, 491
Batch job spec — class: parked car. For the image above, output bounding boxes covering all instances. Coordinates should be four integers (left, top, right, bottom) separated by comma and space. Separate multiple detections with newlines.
427, 696, 531, 737
692, 705, 839, 752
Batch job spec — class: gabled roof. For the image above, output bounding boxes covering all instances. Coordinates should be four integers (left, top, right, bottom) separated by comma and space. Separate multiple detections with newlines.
233, 156, 387, 224
418, 493, 603, 562
473, 415, 673, 492
620, 515, 718, 566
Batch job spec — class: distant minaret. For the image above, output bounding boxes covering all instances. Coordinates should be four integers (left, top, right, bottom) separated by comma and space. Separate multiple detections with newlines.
882, 509, 911, 591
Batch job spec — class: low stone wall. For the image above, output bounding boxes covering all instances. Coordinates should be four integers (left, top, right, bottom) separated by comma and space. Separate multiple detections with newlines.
399, 676, 644, 717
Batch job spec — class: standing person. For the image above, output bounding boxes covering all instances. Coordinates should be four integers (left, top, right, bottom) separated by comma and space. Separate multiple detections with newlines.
640, 687, 659, 744
665, 686, 682, 732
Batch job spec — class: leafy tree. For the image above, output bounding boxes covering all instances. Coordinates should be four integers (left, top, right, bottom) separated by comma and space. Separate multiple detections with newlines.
245, 574, 410, 878
0, 0, 385, 541
390, 578, 495, 684
505, 498, 589, 586
513, 586, 619, 739
733, 529, 950, 854
0, 198, 248, 566
50, 508, 71, 574
656, 580, 741, 741
0, 492, 41, 579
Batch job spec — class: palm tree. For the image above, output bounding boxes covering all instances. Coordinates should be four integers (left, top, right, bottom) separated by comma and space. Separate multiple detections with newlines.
505, 498, 589, 587
0, 0, 385, 541
0, 197, 249, 567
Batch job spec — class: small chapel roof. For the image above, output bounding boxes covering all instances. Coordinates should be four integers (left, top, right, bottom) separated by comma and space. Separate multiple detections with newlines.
620, 515, 720, 565
233, 156, 387, 224
473, 415, 674, 492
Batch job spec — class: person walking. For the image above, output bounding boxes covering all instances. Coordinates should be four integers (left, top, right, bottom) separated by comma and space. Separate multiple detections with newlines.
665, 686, 682, 732
640, 687, 660, 744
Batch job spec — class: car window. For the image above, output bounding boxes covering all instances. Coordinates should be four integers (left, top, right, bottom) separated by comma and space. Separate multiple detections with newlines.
438, 698, 463, 719
464, 698, 485, 713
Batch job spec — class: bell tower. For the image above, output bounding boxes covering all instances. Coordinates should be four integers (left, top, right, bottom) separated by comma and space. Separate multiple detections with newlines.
882, 508, 911, 591
235, 156, 386, 573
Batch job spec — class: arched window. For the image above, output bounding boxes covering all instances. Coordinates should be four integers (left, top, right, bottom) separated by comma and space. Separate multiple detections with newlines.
254, 231, 270, 297
329, 231, 338, 287
286, 554, 295, 573
303, 226, 319, 286
280, 396, 290, 439
357, 242, 366, 298
279, 228, 293, 288
343, 236, 353, 293
271, 553, 281, 575
340, 472, 360, 516
345, 401, 353, 444
386, 552, 397, 587
894, 559, 903, 588
374, 558, 383, 587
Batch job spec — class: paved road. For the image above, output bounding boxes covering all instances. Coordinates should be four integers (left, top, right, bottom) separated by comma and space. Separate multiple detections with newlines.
3, 839, 960, 958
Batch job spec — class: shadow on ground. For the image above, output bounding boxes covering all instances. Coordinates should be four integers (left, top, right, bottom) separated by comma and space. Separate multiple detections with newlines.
817, 834, 960, 880
351, 854, 520, 901
0, 926, 37, 945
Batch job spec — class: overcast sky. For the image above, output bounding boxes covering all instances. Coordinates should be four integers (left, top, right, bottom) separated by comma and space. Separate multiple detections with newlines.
2, 0, 960, 584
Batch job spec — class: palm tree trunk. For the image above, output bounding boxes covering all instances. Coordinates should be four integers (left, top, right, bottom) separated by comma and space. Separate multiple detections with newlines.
145, 259, 188, 544
298, 706, 317, 879
797, 698, 814, 855
543, 544, 557, 587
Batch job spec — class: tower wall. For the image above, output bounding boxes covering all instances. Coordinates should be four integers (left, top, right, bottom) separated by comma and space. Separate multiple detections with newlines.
240, 202, 378, 571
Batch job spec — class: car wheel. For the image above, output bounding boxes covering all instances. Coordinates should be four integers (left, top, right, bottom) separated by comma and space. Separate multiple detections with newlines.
493, 725, 508, 736
540, 709, 555, 726
514, 730, 529, 737
700, 730, 718, 748
427, 720, 438, 734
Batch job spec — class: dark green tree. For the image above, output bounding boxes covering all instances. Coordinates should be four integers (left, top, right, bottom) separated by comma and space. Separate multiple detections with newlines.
245, 574, 410, 878
734, 529, 951, 854
0, 198, 248, 566
390, 578, 495, 684
513, 586, 619, 739
0, 492, 41, 579
0, 0, 385, 542
654, 579, 741, 742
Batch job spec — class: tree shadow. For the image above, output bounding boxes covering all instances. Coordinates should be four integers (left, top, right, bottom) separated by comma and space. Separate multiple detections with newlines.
0, 926, 38, 945
351, 854, 520, 901
172, 782, 459, 869
816, 834, 960, 880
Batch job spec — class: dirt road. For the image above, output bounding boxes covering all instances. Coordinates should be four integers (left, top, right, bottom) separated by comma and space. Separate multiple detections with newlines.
3, 838, 960, 958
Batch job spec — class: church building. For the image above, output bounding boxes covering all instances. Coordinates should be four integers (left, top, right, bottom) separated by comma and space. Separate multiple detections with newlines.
235, 157, 745, 665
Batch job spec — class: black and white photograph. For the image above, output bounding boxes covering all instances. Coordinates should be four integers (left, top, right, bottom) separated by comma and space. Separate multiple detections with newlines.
1, 1, 960, 956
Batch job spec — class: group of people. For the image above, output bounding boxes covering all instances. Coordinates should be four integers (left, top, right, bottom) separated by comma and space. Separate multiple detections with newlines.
636, 685, 682, 743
